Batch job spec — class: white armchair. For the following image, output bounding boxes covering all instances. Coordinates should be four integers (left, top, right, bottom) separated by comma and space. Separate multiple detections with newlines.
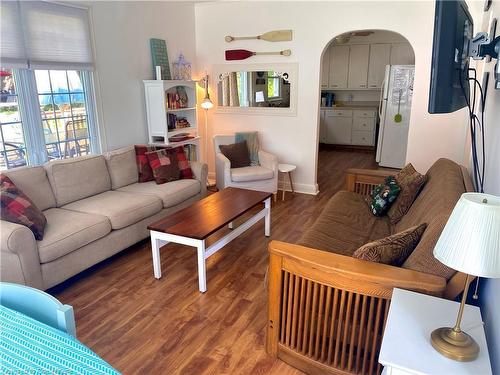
214, 135, 278, 195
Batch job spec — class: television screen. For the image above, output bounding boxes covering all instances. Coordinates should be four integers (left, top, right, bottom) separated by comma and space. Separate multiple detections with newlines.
428, 0, 473, 114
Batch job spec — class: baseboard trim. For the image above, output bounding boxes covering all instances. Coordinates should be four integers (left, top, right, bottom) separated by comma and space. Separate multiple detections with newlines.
208, 172, 319, 195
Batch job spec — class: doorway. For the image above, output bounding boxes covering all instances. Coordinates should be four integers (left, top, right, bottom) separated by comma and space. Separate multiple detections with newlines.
317, 29, 415, 191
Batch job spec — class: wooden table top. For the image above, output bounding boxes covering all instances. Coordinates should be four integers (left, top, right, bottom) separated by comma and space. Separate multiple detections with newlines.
147, 187, 272, 240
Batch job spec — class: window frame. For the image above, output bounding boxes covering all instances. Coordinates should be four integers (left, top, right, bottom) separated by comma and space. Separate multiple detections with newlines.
2, 68, 101, 169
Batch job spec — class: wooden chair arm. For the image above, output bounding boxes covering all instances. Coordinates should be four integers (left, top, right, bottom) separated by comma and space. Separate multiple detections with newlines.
346, 168, 398, 195
269, 240, 446, 297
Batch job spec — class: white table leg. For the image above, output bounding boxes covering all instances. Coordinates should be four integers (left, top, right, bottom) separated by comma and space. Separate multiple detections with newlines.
197, 240, 207, 293
264, 197, 271, 237
151, 232, 162, 279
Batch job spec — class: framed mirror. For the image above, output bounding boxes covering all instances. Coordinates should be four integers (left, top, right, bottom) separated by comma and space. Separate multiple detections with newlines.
213, 63, 298, 116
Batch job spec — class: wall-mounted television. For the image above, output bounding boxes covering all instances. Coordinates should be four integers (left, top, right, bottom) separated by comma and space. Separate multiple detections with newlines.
428, 0, 473, 114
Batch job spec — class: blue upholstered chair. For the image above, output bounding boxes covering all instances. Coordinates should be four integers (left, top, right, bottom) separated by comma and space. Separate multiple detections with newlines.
0, 282, 76, 337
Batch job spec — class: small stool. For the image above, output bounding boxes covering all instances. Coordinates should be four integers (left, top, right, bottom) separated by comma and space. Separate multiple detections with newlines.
278, 163, 296, 201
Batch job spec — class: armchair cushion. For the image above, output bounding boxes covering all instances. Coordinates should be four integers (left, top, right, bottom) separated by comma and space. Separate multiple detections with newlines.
219, 141, 251, 168
231, 166, 273, 182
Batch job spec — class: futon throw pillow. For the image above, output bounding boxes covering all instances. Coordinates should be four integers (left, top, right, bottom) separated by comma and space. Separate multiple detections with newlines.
0, 175, 47, 240
353, 223, 427, 266
146, 149, 180, 184
387, 163, 427, 224
367, 176, 401, 216
219, 140, 251, 168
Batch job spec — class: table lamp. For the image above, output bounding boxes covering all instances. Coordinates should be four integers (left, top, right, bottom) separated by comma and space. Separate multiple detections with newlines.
432, 192, 500, 361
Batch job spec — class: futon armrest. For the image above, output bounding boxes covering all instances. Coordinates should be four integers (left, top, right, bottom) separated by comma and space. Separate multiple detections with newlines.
0, 220, 43, 289
268, 240, 446, 297
346, 168, 398, 195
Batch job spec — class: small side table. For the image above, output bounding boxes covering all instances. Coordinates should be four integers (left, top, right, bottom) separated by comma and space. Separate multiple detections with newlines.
278, 163, 296, 201
379, 288, 492, 375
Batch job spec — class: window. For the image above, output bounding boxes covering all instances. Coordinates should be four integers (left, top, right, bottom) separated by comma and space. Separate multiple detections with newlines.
0, 1, 99, 171
267, 71, 281, 99
236, 71, 249, 107
0, 69, 26, 169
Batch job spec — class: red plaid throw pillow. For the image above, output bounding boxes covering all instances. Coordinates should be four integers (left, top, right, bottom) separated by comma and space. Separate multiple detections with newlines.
171, 146, 193, 179
135, 144, 193, 182
1, 175, 47, 240
145, 149, 180, 184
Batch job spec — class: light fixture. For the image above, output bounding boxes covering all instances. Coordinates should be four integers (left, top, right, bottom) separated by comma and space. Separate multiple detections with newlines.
431, 192, 500, 361
199, 74, 213, 166
200, 74, 213, 110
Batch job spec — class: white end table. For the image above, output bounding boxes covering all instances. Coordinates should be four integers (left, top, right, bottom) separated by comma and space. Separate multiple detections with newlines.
278, 163, 296, 201
379, 288, 492, 375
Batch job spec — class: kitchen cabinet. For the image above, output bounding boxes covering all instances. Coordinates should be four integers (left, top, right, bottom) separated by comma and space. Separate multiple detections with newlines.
321, 48, 330, 89
390, 43, 415, 65
347, 45, 370, 89
320, 42, 414, 90
367, 44, 391, 89
329, 46, 349, 89
325, 110, 352, 144
319, 108, 377, 146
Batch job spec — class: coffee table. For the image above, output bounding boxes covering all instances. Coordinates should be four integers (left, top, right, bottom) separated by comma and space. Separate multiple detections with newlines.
147, 187, 272, 293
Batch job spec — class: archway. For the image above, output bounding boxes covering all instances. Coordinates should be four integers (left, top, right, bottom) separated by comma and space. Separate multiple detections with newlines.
315, 29, 416, 192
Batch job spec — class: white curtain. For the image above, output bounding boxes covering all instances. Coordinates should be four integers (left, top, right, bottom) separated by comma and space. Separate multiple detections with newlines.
222, 72, 240, 107
0, 1, 94, 70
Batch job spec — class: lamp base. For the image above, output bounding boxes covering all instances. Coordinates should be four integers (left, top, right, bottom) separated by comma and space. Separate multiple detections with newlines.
430, 327, 479, 362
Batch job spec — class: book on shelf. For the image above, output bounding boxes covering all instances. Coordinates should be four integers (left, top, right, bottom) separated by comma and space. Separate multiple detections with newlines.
165, 86, 189, 109
167, 114, 190, 130
183, 144, 196, 161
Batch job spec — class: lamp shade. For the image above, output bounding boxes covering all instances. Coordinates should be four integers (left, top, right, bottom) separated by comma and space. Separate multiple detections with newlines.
433, 193, 500, 278
201, 97, 213, 110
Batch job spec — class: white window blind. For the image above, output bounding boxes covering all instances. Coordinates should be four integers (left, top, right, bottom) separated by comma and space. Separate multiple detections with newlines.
0, 1, 94, 70
0, 1, 28, 68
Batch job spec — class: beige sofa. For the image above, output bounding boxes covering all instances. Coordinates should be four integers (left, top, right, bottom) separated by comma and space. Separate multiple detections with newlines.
0, 146, 208, 290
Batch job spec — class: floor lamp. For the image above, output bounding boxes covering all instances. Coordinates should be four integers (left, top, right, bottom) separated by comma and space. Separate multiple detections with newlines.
200, 74, 214, 188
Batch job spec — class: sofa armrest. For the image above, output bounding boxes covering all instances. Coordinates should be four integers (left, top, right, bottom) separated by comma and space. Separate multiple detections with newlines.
190, 161, 208, 197
267, 240, 446, 368
346, 168, 398, 195
0, 220, 43, 289
258, 150, 278, 172
215, 152, 231, 190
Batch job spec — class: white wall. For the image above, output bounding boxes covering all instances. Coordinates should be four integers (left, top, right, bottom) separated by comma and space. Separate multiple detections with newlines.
470, 1, 500, 372
195, 1, 469, 193
84, 1, 196, 151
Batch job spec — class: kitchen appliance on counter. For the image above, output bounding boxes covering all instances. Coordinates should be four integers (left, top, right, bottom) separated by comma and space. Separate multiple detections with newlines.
376, 65, 415, 168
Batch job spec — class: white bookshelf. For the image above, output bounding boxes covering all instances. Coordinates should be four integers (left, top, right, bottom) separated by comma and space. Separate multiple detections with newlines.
143, 80, 199, 161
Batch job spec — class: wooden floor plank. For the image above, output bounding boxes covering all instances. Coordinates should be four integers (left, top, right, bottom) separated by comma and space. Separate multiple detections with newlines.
51, 148, 378, 374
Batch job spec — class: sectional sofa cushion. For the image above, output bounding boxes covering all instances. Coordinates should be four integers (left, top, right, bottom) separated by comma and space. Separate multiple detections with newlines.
62, 191, 162, 230
2, 166, 56, 211
1, 175, 47, 240
38, 208, 111, 263
135, 145, 156, 182
45, 155, 111, 206
298, 191, 391, 256
231, 166, 274, 182
117, 179, 201, 208
171, 146, 194, 179
104, 146, 139, 189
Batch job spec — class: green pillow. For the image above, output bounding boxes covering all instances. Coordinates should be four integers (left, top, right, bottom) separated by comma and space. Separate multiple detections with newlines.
367, 176, 401, 216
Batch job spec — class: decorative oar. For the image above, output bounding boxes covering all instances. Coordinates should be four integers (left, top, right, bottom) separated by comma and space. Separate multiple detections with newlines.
225, 30, 292, 43
225, 49, 291, 61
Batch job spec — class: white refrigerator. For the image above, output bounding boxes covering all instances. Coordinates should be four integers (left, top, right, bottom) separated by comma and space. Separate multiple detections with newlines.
376, 65, 415, 168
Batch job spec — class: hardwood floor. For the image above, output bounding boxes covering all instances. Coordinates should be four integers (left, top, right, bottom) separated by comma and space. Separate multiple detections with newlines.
52, 149, 378, 374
